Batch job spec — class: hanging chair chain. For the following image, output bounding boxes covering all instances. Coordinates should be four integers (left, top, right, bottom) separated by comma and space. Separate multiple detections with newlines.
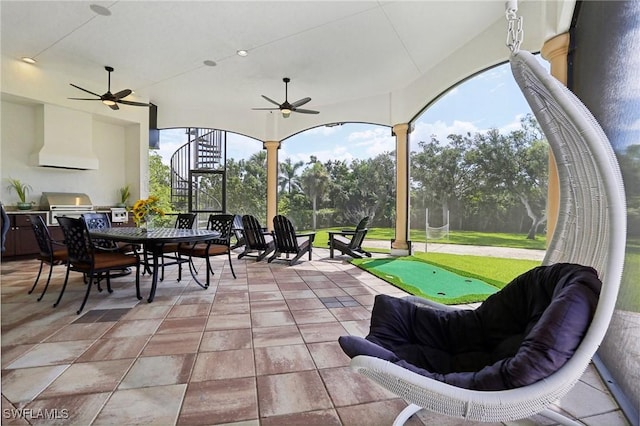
505, 6, 524, 53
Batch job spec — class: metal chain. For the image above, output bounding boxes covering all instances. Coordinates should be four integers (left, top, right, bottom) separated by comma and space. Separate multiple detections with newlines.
505, 8, 524, 53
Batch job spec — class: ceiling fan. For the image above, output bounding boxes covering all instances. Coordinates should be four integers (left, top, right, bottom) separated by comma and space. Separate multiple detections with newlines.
253, 77, 319, 118
69, 66, 149, 110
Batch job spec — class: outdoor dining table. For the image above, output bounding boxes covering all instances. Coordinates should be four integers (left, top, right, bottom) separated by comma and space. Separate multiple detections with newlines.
88, 227, 220, 302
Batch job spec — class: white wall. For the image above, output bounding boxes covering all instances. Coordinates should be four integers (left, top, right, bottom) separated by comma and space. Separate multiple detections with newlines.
1, 99, 144, 208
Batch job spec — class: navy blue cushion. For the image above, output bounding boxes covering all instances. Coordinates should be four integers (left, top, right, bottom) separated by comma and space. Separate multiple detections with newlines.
338, 263, 601, 390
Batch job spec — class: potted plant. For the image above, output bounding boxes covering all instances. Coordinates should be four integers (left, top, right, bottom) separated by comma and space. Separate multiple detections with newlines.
6, 177, 33, 210
117, 184, 130, 208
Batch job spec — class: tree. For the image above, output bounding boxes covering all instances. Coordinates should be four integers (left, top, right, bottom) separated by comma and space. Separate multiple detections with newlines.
470, 115, 548, 239
301, 160, 330, 230
279, 158, 304, 194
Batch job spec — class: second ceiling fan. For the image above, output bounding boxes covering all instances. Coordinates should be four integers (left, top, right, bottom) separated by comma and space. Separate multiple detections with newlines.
253, 77, 319, 118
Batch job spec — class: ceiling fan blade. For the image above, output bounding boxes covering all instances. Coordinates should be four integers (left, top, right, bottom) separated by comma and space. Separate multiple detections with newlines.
113, 89, 132, 99
294, 108, 320, 114
109, 103, 119, 110
117, 99, 150, 107
68, 97, 101, 101
70, 83, 102, 98
252, 107, 280, 111
261, 95, 281, 107
290, 97, 311, 108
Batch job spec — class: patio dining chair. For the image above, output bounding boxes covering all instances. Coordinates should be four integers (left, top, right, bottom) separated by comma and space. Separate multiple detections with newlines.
56, 216, 141, 314
177, 213, 236, 288
155, 212, 197, 281
268, 215, 315, 266
27, 214, 67, 301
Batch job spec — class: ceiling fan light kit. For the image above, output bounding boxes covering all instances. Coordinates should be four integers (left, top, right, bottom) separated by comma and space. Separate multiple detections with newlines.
253, 77, 319, 118
69, 66, 149, 110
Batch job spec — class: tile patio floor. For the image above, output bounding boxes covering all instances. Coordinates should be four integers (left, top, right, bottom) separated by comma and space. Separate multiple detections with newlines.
0, 247, 629, 425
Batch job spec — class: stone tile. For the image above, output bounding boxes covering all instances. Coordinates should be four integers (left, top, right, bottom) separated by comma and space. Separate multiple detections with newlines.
254, 344, 316, 375
214, 291, 249, 304
142, 332, 202, 356
313, 288, 348, 298
24, 392, 111, 425
1, 344, 36, 369
556, 380, 620, 419
167, 304, 211, 318
39, 359, 134, 398
281, 290, 317, 300
76, 336, 147, 362
200, 329, 252, 351
256, 371, 333, 417
340, 320, 371, 337
298, 322, 348, 343
121, 304, 171, 320
251, 310, 295, 327
1, 365, 68, 404
319, 366, 398, 406
6, 341, 95, 369
249, 291, 284, 302
191, 349, 255, 381
210, 302, 250, 315
101, 319, 162, 338
94, 384, 187, 424
307, 341, 351, 369
179, 378, 257, 425
156, 316, 207, 334
329, 306, 371, 321
44, 322, 115, 342
337, 399, 425, 426
119, 354, 196, 389
581, 410, 630, 426
285, 298, 325, 311
260, 409, 341, 426
249, 300, 289, 313
252, 325, 304, 348
291, 308, 337, 324
206, 313, 251, 330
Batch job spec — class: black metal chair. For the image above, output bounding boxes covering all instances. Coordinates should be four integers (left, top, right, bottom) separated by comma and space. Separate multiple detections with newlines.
56, 216, 141, 314
27, 214, 67, 301
82, 212, 136, 253
155, 213, 197, 281
237, 215, 275, 262
177, 213, 236, 288
269, 215, 315, 265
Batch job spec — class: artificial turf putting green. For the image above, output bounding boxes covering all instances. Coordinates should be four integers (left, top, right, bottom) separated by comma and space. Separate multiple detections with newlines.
352, 257, 499, 305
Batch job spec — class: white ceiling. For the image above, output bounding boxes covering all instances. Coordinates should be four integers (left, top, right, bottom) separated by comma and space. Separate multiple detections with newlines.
1, 1, 575, 141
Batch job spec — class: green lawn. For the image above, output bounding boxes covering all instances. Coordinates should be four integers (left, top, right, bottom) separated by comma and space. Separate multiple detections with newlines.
312, 228, 546, 251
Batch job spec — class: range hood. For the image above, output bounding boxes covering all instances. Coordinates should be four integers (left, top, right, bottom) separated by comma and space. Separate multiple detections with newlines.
30, 104, 99, 170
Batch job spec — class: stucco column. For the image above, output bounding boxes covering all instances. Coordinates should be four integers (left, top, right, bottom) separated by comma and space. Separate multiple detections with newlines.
263, 140, 281, 230
391, 123, 411, 256
541, 33, 570, 244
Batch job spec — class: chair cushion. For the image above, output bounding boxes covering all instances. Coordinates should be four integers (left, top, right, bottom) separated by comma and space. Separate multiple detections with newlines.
179, 243, 228, 257
339, 263, 601, 390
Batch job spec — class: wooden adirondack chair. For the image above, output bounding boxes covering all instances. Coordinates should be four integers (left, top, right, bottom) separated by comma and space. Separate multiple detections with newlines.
329, 227, 371, 258
268, 215, 315, 265
237, 215, 274, 262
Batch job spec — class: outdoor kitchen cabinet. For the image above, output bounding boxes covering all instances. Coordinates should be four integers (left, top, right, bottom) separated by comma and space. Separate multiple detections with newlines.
1, 213, 43, 259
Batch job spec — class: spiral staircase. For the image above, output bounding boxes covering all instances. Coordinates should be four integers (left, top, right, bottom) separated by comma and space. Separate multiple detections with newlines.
170, 128, 227, 216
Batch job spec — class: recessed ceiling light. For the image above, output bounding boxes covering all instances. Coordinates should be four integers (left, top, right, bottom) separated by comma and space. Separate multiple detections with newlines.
236, 50, 248, 57
203, 60, 217, 67
21, 57, 37, 64
90, 4, 111, 16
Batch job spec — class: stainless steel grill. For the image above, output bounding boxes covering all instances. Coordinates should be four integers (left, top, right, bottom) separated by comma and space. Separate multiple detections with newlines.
40, 192, 95, 226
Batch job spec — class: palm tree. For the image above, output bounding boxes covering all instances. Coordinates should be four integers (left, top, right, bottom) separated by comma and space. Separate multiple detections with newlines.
301, 161, 330, 230
279, 158, 304, 194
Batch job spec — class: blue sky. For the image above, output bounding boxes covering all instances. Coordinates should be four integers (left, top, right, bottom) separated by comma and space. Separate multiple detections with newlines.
157, 60, 544, 166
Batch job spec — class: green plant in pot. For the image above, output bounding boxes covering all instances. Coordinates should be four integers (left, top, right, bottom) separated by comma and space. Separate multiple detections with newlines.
117, 184, 131, 208
6, 177, 33, 210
